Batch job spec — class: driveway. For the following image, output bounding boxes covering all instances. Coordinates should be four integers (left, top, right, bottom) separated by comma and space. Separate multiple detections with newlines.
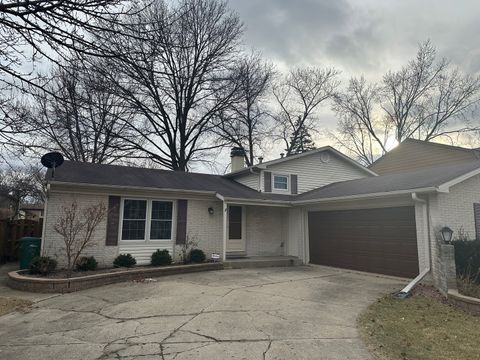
0, 265, 406, 359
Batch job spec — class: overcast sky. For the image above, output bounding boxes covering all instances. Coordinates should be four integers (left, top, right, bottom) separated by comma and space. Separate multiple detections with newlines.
200, 0, 480, 169
229, 0, 480, 79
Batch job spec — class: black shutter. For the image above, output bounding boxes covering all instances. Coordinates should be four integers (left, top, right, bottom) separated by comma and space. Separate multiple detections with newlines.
474, 203, 480, 240
106, 196, 120, 246
264, 171, 272, 192
291, 174, 298, 195
176, 200, 188, 244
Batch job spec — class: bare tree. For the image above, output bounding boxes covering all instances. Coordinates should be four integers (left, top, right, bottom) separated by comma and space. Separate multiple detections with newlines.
333, 41, 480, 165
0, 165, 46, 218
22, 57, 138, 164
272, 67, 339, 156
96, 0, 244, 171
213, 53, 273, 166
54, 201, 107, 277
0, 0, 135, 160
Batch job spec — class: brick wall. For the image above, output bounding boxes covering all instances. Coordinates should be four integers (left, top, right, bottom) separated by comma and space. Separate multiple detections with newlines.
245, 206, 288, 256
178, 199, 223, 261
42, 192, 118, 268
436, 174, 480, 239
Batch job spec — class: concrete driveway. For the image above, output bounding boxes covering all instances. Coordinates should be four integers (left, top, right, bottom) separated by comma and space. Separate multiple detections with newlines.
0, 265, 406, 360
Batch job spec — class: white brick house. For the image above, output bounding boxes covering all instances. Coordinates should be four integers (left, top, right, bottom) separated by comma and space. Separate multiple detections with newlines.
41, 145, 480, 294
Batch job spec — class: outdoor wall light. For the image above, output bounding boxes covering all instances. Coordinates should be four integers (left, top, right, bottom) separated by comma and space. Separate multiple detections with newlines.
208, 207, 214, 215
440, 226, 454, 243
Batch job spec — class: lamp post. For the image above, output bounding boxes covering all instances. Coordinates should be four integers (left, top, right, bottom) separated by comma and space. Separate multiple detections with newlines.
440, 226, 454, 243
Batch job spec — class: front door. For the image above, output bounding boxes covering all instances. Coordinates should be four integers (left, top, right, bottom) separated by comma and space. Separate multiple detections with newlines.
227, 205, 245, 252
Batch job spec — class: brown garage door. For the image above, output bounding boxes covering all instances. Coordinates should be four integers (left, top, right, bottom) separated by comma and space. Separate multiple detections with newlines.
308, 206, 419, 278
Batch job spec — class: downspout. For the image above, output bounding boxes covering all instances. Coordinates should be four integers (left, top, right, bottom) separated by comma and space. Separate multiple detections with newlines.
396, 193, 432, 298
40, 183, 50, 256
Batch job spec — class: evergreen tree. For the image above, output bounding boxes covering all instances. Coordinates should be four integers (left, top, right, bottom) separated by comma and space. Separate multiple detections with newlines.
288, 117, 316, 154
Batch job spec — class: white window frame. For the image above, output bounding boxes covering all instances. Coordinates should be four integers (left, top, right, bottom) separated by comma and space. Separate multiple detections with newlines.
119, 198, 176, 244
272, 173, 290, 193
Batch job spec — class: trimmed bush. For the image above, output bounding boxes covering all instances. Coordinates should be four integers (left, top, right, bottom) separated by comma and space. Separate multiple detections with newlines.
113, 253, 136, 268
151, 249, 172, 266
190, 249, 206, 263
453, 239, 480, 284
30, 256, 57, 275
76, 256, 98, 271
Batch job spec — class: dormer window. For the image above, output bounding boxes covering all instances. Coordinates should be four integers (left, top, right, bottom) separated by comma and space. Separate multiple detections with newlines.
273, 174, 289, 191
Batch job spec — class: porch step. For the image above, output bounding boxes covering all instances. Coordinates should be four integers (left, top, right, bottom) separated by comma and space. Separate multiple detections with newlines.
224, 256, 301, 269
226, 251, 247, 259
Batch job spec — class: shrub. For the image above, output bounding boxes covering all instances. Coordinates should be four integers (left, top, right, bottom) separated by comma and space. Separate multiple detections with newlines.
151, 249, 172, 266
30, 256, 57, 276
113, 253, 136, 268
453, 239, 480, 284
190, 249, 206, 263
76, 256, 98, 271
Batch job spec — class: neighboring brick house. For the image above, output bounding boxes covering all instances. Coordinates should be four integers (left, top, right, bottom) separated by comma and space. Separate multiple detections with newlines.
41, 145, 480, 295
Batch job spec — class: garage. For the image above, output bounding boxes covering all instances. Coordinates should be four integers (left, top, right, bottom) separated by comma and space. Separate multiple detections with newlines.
308, 206, 419, 278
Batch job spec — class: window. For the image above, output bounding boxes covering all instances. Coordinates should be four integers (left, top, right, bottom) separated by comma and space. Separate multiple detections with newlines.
150, 201, 173, 239
122, 199, 147, 240
121, 199, 174, 241
273, 175, 289, 190
229, 206, 242, 240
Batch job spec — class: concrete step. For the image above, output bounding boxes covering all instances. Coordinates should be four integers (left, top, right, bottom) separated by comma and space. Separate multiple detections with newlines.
224, 256, 301, 269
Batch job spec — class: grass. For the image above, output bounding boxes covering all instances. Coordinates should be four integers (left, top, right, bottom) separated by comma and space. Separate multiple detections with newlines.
0, 297, 32, 317
358, 294, 480, 360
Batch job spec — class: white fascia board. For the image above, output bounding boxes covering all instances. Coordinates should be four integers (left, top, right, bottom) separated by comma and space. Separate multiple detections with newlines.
437, 167, 480, 192
292, 187, 438, 205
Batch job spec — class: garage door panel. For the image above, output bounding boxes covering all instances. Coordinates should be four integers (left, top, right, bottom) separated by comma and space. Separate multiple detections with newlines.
308, 206, 419, 278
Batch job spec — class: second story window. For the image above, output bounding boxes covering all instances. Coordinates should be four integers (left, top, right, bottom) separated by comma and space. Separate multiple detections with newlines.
273, 174, 289, 191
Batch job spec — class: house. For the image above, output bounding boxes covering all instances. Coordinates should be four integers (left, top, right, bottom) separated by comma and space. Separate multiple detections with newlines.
18, 204, 44, 222
41, 145, 480, 293
370, 138, 480, 175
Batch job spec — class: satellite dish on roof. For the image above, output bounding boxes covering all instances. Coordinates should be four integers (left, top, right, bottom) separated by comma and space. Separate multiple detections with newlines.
41, 152, 64, 179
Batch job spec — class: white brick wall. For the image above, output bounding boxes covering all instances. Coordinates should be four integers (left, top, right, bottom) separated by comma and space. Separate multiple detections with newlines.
245, 206, 288, 256
180, 199, 224, 261
42, 192, 118, 268
43, 191, 300, 267
435, 174, 480, 239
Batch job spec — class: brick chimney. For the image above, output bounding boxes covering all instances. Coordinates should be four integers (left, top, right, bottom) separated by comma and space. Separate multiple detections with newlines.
230, 147, 245, 172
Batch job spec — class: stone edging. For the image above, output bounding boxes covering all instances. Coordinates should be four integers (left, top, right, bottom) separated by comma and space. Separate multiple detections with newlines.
7, 262, 224, 294
448, 289, 480, 315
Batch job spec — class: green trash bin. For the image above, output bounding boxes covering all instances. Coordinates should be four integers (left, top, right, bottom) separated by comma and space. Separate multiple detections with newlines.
19, 237, 41, 270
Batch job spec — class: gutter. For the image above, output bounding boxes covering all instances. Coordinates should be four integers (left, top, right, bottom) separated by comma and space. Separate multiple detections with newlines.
396, 192, 432, 298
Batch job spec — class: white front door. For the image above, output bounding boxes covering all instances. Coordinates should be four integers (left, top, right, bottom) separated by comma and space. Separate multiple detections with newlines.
227, 205, 246, 252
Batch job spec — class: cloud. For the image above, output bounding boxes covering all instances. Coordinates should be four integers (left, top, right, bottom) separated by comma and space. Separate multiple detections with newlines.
228, 0, 480, 80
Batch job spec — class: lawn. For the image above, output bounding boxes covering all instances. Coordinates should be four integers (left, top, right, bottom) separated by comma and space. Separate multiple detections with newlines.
0, 297, 32, 317
358, 290, 480, 360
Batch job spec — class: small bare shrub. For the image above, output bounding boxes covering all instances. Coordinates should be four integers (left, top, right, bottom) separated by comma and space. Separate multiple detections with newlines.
54, 201, 107, 277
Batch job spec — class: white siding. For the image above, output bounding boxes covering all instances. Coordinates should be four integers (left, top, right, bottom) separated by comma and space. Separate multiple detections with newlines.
261, 150, 369, 194
119, 243, 172, 265
234, 173, 260, 190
